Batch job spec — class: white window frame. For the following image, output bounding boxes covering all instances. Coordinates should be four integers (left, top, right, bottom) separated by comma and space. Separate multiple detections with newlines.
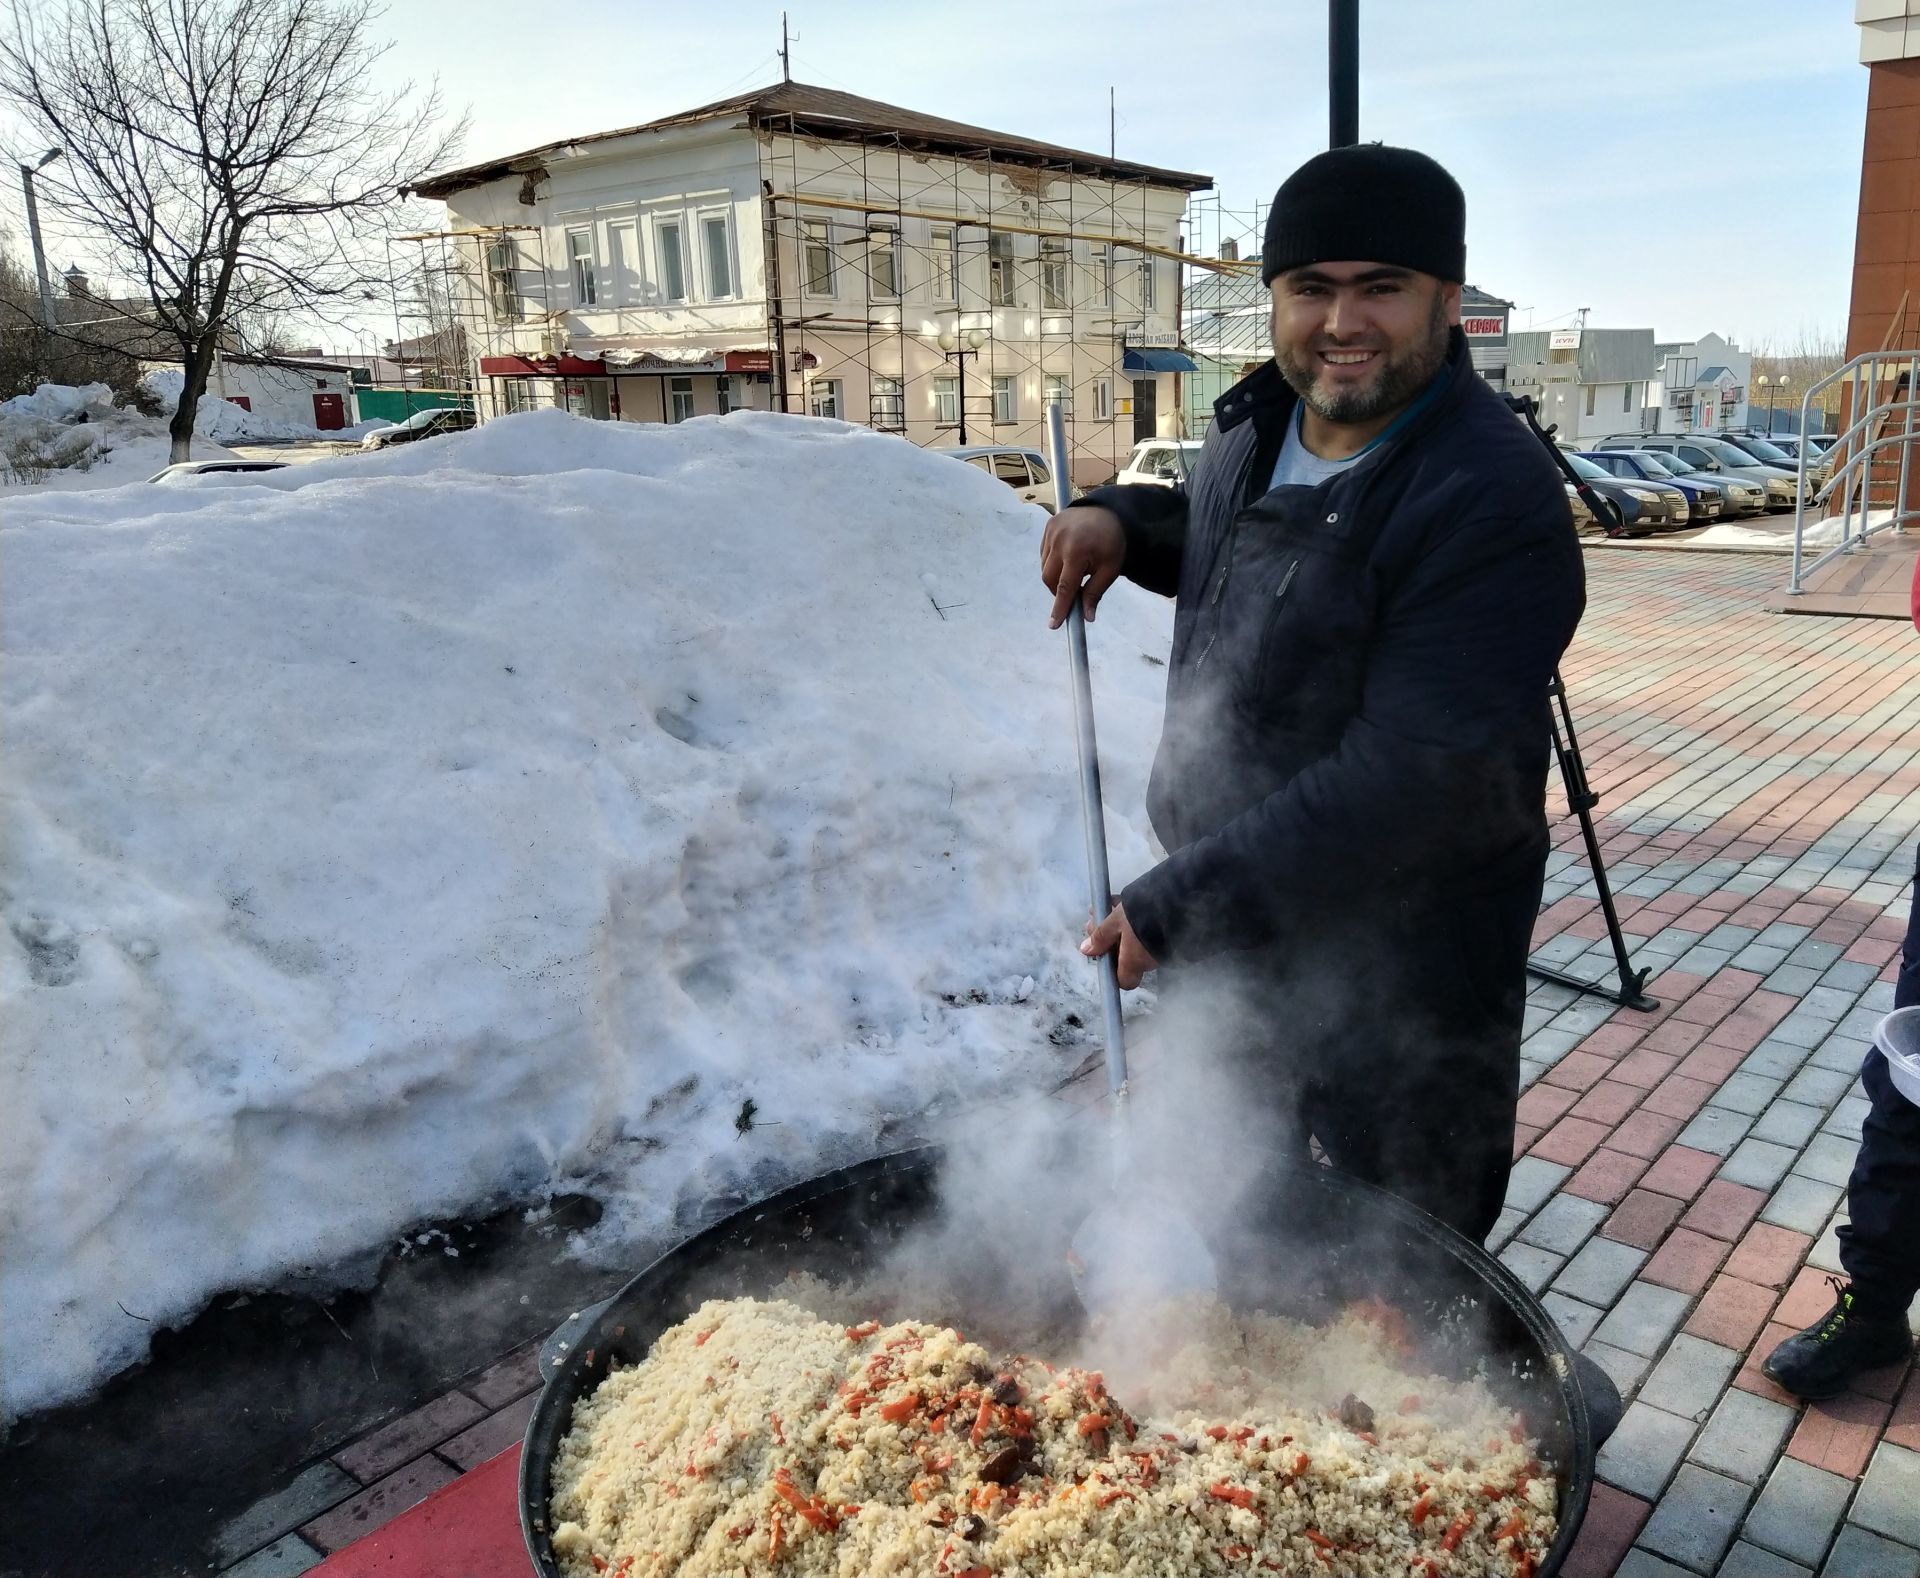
699, 210, 735, 301
809, 377, 843, 420
929, 225, 956, 302
1137, 252, 1156, 311
1092, 377, 1112, 420
1040, 239, 1070, 310
504, 379, 535, 412
933, 375, 959, 427
486, 239, 521, 323
991, 373, 1016, 425
871, 374, 904, 430
868, 228, 900, 301
567, 229, 597, 307
668, 375, 695, 423
801, 217, 836, 297
1043, 369, 1071, 414
987, 232, 1015, 307
1091, 243, 1114, 308
655, 217, 688, 304
606, 220, 640, 305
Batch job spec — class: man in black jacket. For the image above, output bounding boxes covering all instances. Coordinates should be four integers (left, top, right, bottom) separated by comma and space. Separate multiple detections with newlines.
1042, 145, 1585, 1244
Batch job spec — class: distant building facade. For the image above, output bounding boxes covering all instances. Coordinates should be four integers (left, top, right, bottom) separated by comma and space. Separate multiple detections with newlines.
412, 82, 1211, 485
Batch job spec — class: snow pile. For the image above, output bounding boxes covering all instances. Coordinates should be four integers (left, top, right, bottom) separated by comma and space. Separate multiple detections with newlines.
0, 381, 241, 493
0, 409, 1174, 1420
0, 381, 118, 480
140, 366, 343, 442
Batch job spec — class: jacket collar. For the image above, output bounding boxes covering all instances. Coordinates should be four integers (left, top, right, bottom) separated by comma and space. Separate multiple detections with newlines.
1212, 326, 1476, 438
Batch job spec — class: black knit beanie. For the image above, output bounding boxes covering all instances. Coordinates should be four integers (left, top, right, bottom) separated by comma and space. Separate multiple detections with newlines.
1261, 144, 1466, 286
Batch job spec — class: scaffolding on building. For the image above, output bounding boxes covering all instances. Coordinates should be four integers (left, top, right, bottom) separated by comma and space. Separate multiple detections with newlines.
393, 90, 1250, 479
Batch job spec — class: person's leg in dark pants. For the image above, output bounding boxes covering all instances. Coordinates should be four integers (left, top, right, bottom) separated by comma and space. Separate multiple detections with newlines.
1303, 1040, 1517, 1245
1766, 843, 1920, 1399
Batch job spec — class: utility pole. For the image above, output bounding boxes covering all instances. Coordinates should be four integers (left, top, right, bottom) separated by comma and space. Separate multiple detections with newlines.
780, 12, 791, 82
1109, 87, 1115, 160
19, 148, 64, 327
1329, 0, 1359, 148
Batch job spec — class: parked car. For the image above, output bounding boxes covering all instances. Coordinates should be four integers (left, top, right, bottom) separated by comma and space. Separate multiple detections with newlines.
1577, 451, 1725, 525
360, 407, 476, 450
1114, 438, 1206, 488
145, 459, 289, 484
1716, 431, 1834, 489
1562, 451, 1691, 534
1629, 449, 1769, 517
1749, 433, 1837, 487
935, 444, 1066, 509
1594, 433, 1799, 512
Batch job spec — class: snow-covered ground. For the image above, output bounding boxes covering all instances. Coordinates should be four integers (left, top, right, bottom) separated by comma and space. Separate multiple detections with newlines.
0, 381, 241, 494
0, 408, 1174, 1420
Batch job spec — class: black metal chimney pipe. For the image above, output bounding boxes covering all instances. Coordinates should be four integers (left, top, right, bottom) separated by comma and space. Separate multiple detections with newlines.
1329, 0, 1359, 148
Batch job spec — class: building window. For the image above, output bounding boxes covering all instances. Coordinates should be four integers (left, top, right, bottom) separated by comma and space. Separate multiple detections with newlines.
934, 375, 959, 426
1137, 253, 1156, 311
567, 231, 597, 307
1091, 243, 1114, 307
1044, 370, 1071, 414
872, 374, 904, 430
565, 380, 611, 420
988, 233, 1015, 306
667, 376, 695, 423
504, 380, 535, 412
1092, 377, 1112, 420
869, 229, 899, 299
809, 378, 843, 420
1041, 240, 1070, 310
929, 226, 956, 301
716, 375, 736, 416
991, 374, 1016, 424
1623, 383, 1633, 413
486, 240, 521, 323
607, 222, 639, 304
802, 218, 835, 296
657, 219, 687, 303
702, 214, 733, 299
1585, 384, 1597, 417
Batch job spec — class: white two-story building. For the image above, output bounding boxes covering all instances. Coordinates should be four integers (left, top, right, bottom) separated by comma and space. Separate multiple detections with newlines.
411, 81, 1212, 485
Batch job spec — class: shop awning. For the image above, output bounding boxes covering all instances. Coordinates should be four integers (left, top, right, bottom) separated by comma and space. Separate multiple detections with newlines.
1123, 348, 1199, 373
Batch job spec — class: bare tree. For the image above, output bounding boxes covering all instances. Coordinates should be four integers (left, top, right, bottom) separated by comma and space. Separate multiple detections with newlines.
0, 235, 153, 403
1751, 327, 1847, 428
0, 0, 461, 459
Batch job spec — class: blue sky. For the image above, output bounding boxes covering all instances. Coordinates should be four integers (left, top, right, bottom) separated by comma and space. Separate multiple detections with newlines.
5, 0, 1868, 352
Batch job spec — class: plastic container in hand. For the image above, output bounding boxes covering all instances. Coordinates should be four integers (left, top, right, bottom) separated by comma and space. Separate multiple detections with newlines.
1873, 1006, 1920, 1109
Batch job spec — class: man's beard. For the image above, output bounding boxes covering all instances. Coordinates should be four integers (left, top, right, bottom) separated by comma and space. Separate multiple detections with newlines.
1274, 294, 1450, 424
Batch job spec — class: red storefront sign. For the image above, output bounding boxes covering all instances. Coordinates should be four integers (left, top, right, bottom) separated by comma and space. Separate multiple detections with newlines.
1461, 316, 1506, 337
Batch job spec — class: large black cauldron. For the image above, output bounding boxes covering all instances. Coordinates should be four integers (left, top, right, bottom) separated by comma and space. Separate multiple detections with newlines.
520, 1145, 1593, 1576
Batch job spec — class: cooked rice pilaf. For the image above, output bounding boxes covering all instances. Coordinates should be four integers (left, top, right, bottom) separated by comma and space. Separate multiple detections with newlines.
548, 1295, 1557, 1577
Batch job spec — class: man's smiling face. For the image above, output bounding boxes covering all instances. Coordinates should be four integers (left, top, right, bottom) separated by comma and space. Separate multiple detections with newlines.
1269, 262, 1461, 426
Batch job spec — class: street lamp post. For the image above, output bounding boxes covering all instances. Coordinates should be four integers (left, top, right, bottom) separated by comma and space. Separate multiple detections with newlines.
1757, 374, 1788, 436
937, 324, 986, 445
18, 147, 65, 328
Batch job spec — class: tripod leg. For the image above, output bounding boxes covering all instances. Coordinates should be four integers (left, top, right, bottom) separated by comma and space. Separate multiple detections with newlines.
1527, 672, 1659, 1012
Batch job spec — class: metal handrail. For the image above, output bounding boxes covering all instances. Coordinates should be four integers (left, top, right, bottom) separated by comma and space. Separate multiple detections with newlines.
1788, 350, 1916, 594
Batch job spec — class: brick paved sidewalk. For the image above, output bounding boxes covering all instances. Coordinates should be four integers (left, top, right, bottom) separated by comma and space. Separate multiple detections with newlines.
213, 552, 1918, 1578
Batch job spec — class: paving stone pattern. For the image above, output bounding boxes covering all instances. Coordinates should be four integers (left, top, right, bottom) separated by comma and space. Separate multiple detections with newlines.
210, 549, 1920, 1575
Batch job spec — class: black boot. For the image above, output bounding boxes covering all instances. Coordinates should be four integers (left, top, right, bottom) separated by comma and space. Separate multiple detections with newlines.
1763, 1278, 1914, 1401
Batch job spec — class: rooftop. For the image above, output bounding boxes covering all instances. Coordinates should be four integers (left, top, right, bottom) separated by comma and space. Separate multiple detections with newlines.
412, 81, 1214, 201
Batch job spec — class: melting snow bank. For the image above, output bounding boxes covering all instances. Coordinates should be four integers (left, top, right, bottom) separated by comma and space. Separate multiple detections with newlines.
0, 381, 241, 493
0, 409, 1173, 1420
